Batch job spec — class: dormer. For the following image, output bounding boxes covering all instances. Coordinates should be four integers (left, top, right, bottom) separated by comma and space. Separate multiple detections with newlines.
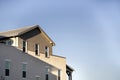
0, 25, 55, 57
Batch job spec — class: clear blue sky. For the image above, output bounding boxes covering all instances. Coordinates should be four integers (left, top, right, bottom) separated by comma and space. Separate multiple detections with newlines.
0, 0, 120, 80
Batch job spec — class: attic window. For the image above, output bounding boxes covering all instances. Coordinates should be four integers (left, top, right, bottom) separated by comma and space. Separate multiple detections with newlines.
45, 46, 49, 58
23, 41, 27, 52
35, 44, 39, 55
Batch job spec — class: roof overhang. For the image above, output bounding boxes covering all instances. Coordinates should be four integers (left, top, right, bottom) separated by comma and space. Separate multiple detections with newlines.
66, 65, 74, 72
36, 25, 55, 46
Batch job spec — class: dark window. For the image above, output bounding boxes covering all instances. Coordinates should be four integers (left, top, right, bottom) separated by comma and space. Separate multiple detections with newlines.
35, 44, 39, 55
23, 41, 27, 52
22, 63, 27, 78
23, 47, 25, 52
5, 69, 9, 76
5, 60, 10, 76
46, 74, 49, 80
58, 70, 61, 80
35, 49, 38, 55
22, 71, 26, 78
58, 76, 60, 80
45, 46, 49, 58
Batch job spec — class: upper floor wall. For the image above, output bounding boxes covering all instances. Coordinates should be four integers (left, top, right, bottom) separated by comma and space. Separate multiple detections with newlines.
0, 25, 55, 57
18, 29, 53, 56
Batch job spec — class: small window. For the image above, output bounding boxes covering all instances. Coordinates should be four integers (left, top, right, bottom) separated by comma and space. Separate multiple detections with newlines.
45, 67, 49, 74
58, 70, 61, 80
5, 60, 10, 76
36, 76, 40, 80
23, 41, 27, 52
22, 71, 26, 78
6, 40, 12, 45
5, 69, 9, 76
22, 63, 27, 78
35, 44, 39, 55
45, 67, 49, 80
46, 74, 49, 80
45, 46, 49, 58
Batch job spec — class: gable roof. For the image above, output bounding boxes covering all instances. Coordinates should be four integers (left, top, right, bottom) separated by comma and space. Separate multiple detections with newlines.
0, 25, 55, 46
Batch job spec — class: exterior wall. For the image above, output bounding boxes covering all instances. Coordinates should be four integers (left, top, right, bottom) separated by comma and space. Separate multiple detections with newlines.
28, 50, 66, 80
18, 32, 53, 55
0, 44, 58, 80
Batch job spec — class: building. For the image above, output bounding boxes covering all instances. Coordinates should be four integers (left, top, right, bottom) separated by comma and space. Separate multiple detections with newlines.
0, 25, 74, 80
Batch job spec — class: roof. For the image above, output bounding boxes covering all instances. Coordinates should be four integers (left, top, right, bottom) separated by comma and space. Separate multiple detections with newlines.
0, 25, 55, 46
66, 65, 74, 72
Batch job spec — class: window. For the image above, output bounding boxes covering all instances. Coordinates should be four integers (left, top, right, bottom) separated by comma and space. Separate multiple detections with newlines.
45, 67, 49, 80
36, 76, 40, 80
46, 74, 49, 80
45, 67, 49, 74
58, 70, 61, 80
23, 41, 27, 52
35, 44, 39, 55
22, 71, 26, 78
45, 46, 49, 58
5, 60, 10, 76
5, 40, 12, 45
22, 63, 27, 78
0, 40, 13, 45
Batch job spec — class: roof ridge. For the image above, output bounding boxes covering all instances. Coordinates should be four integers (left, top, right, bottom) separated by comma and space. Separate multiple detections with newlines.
0, 25, 37, 33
